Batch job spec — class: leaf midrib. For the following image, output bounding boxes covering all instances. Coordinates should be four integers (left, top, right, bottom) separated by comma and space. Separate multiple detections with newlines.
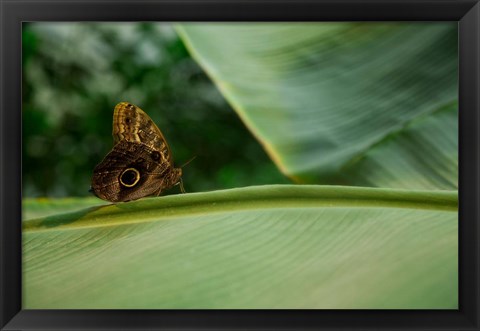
23, 185, 458, 233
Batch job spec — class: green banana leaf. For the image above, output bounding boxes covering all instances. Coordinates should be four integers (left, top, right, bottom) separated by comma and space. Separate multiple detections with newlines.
23, 197, 105, 220
176, 23, 458, 189
23, 185, 457, 309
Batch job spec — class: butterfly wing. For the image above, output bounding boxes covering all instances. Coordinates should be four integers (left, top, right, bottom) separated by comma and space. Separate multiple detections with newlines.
91, 140, 181, 202
91, 102, 182, 202
113, 102, 173, 164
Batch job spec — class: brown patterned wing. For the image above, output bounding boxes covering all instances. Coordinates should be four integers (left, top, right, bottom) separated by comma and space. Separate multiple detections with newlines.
113, 102, 173, 163
91, 140, 182, 202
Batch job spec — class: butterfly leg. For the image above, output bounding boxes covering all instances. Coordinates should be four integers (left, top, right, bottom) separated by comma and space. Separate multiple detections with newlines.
172, 178, 185, 193
178, 178, 186, 193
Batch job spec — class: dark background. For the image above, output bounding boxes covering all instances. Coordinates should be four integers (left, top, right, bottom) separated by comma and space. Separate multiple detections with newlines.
22, 22, 289, 197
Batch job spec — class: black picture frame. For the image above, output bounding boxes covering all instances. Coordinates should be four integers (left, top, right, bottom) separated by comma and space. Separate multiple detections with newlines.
1, 0, 479, 330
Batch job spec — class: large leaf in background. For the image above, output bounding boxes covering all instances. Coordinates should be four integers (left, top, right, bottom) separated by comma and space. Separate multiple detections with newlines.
23, 185, 457, 309
176, 23, 458, 189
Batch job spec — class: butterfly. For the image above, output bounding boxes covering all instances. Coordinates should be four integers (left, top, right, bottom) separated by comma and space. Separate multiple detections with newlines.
90, 102, 184, 202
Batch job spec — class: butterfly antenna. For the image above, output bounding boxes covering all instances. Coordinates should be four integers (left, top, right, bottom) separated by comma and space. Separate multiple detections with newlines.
180, 155, 197, 168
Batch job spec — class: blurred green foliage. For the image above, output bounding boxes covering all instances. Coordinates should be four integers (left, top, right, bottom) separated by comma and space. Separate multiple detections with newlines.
22, 23, 289, 197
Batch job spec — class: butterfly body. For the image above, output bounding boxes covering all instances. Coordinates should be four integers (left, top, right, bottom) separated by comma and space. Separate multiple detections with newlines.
91, 102, 182, 202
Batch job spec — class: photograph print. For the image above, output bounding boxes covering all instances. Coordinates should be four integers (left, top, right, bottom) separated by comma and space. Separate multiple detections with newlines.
22, 22, 458, 309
